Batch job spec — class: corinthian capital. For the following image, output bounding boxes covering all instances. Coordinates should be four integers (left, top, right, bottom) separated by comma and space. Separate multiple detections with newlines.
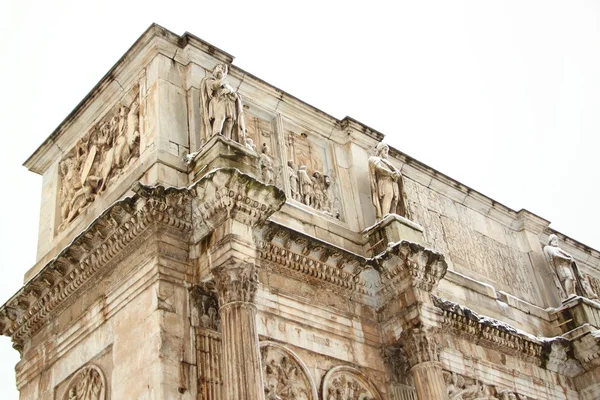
401, 328, 441, 368
213, 260, 259, 306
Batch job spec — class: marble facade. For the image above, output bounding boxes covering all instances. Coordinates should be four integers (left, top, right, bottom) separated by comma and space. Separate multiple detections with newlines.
2, 24, 600, 399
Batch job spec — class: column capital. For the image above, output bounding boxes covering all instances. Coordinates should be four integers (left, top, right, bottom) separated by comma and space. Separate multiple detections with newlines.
401, 328, 441, 369
213, 259, 259, 306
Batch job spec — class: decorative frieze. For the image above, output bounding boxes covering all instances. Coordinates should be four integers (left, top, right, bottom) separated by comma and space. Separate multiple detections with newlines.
444, 371, 528, 400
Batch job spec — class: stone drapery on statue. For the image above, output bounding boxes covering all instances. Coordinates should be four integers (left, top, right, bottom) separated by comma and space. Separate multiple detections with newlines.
543, 234, 598, 301
368, 143, 401, 221
200, 63, 246, 144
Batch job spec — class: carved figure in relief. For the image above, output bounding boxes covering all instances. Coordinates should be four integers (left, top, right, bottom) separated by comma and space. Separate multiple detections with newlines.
543, 234, 598, 300
63, 365, 105, 400
200, 63, 246, 143
368, 143, 401, 220
297, 165, 313, 206
287, 161, 300, 201
311, 171, 325, 210
259, 143, 276, 185
113, 101, 140, 170
58, 91, 140, 231
261, 346, 311, 400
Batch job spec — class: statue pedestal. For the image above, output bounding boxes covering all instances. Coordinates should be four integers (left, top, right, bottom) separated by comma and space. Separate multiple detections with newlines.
364, 214, 424, 256
553, 296, 600, 333
189, 135, 259, 182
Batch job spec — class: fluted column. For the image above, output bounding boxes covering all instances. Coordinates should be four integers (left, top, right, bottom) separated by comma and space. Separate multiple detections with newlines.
213, 260, 264, 400
402, 328, 448, 400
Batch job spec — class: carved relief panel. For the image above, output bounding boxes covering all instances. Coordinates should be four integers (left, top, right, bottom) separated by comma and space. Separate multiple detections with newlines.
285, 126, 342, 220
321, 366, 382, 400
58, 86, 141, 232
243, 109, 283, 188
402, 178, 539, 304
62, 364, 106, 400
260, 342, 317, 400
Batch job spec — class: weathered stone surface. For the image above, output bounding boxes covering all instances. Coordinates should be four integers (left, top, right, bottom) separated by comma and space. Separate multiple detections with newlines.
4, 23, 600, 400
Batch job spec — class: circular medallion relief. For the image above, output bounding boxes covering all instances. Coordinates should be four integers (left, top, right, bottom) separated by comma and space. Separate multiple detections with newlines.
260, 342, 317, 400
322, 366, 382, 400
62, 364, 106, 400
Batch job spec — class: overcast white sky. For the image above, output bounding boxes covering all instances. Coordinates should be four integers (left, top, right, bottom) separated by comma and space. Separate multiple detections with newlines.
1, 0, 599, 397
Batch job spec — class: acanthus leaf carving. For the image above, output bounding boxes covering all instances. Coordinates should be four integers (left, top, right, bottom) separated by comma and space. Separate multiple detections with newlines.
213, 260, 259, 306
400, 328, 440, 368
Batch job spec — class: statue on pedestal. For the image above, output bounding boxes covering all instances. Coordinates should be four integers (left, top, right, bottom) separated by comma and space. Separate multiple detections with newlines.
543, 234, 598, 301
200, 63, 246, 144
368, 143, 401, 220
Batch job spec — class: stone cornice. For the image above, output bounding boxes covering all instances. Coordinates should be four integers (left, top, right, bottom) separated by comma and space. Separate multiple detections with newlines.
190, 168, 286, 243
374, 241, 447, 294
0, 191, 191, 352
257, 222, 378, 298
567, 324, 600, 372
0, 167, 282, 352
431, 295, 544, 363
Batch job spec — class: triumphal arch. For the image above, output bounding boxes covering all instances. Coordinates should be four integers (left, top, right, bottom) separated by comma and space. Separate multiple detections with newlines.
2, 24, 600, 399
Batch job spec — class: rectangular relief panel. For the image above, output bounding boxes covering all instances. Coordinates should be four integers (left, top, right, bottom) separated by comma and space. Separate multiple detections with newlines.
56, 85, 141, 234
283, 119, 345, 222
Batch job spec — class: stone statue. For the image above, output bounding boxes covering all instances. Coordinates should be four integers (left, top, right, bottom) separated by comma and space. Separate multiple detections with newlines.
259, 143, 275, 185
287, 161, 300, 201
369, 143, 401, 220
543, 234, 598, 300
200, 63, 246, 144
